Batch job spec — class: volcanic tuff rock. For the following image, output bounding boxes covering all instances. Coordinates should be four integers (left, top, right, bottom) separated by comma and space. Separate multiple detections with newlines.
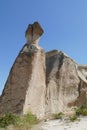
0, 22, 87, 118
0, 22, 46, 118
25, 21, 44, 45
45, 50, 87, 114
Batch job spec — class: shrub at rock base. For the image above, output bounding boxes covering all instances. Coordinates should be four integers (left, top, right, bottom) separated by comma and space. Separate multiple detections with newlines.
76, 105, 87, 116
0, 112, 38, 129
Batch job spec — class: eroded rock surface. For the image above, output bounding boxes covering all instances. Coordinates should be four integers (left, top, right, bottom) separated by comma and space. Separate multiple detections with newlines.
0, 22, 46, 118
45, 50, 87, 114
0, 22, 87, 119
25, 21, 44, 45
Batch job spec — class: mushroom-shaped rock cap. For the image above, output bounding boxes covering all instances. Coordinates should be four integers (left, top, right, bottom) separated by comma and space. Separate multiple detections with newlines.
25, 22, 44, 44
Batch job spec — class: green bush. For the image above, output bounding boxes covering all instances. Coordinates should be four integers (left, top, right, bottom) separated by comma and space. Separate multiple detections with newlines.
0, 112, 38, 128
0, 113, 19, 128
18, 112, 38, 128
69, 115, 78, 122
53, 112, 64, 119
75, 105, 87, 116
23, 112, 38, 125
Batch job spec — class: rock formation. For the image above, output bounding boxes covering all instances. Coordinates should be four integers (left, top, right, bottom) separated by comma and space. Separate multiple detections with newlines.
45, 50, 87, 114
0, 22, 46, 118
25, 21, 43, 45
0, 22, 87, 118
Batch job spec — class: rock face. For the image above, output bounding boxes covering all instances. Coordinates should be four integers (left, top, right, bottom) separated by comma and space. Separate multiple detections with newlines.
0, 22, 87, 118
25, 22, 44, 45
45, 50, 87, 114
0, 22, 46, 118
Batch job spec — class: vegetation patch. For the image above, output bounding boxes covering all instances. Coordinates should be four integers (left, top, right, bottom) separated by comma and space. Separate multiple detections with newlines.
75, 105, 87, 116
69, 115, 78, 122
0, 112, 38, 129
52, 112, 64, 119
69, 105, 87, 122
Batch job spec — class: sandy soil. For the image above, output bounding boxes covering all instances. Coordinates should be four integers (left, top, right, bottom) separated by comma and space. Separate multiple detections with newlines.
34, 116, 87, 130
2, 116, 87, 130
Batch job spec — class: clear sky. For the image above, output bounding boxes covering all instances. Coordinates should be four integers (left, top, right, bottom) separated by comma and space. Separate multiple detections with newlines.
0, 0, 87, 94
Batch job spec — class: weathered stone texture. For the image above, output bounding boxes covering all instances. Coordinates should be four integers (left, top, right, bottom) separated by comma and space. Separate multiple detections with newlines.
25, 22, 44, 45
0, 47, 46, 118
0, 22, 46, 118
0, 22, 87, 118
0, 51, 32, 115
23, 49, 46, 118
45, 50, 87, 114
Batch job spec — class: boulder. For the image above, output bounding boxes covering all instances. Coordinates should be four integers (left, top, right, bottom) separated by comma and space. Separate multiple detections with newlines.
25, 21, 44, 45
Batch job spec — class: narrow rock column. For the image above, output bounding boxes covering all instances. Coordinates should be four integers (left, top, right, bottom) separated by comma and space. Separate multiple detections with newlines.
0, 22, 46, 118
23, 49, 46, 118
23, 22, 46, 118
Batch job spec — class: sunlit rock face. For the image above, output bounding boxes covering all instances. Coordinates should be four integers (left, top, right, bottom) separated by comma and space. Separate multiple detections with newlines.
0, 22, 46, 118
25, 21, 44, 45
0, 22, 87, 119
21, 22, 44, 54
78, 65, 87, 81
45, 50, 87, 114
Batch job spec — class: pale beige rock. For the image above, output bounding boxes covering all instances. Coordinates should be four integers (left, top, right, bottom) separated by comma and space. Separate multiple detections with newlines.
78, 65, 87, 81
0, 22, 87, 119
23, 49, 46, 118
25, 22, 44, 45
45, 50, 87, 115
0, 22, 46, 118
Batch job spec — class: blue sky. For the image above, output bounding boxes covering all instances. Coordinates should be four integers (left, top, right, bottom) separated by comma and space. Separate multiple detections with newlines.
0, 0, 87, 94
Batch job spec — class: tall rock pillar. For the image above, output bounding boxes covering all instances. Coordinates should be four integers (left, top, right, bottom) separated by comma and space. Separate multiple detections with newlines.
0, 22, 46, 118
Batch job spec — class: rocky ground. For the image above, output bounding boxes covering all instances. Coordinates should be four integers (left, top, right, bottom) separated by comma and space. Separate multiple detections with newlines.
33, 116, 87, 130
1, 116, 87, 130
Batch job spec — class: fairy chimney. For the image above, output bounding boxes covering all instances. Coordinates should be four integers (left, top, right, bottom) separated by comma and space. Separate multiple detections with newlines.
0, 22, 46, 118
